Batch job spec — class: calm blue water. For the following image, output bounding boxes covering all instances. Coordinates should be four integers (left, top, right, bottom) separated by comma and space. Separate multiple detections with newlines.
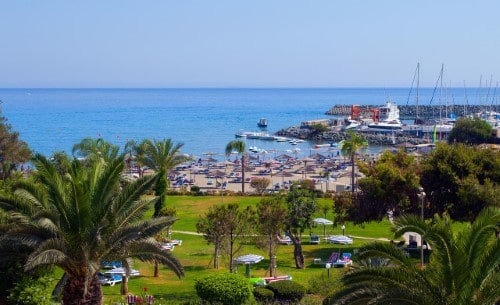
0, 88, 489, 159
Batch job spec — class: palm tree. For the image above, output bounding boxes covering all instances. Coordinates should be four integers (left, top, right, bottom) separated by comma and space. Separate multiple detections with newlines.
0, 154, 184, 305
341, 131, 366, 192
225, 140, 246, 193
72, 137, 120, 164
136, 138, 190, 215
135, 138, 190, 277
326, 208, 500, 305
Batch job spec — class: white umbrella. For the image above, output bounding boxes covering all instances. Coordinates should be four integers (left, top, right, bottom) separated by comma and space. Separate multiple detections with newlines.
233, 254, 264, 277
313, 217, 334, 237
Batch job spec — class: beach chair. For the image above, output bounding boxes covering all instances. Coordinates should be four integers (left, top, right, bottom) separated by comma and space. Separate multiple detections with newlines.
334, 253, 352, 267
325, 252, 340, 265
276, 235, 293, 245
101, 261, 122, 269
309, 234, 321, 244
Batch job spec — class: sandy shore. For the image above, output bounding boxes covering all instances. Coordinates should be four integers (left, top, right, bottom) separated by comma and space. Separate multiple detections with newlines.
162, 156, 357, 194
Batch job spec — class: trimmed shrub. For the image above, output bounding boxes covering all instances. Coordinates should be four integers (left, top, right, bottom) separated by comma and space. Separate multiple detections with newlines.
194, 273, 252, 305
266, 280, 306, 303
253, 286, 274, 303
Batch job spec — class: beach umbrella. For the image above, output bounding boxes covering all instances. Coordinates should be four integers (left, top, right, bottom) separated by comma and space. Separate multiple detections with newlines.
202, 157, 217, 164
310, 153, 326, 160
208, 169, 226, 188
233, 254, 264, 277
276, 154, 293, 160
299, 157, 316, 179
274, 170, 294, 187
208, 169, 226, 178
313, 217, 334, 237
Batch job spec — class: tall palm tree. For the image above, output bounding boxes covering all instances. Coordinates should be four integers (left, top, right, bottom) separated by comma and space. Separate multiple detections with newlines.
341, 131, 366, 192
135, 138, 190, 277
225, 140, 246, 193
326, 208, 500, 305
0, 154, 184, 305
135, 138, 189, 215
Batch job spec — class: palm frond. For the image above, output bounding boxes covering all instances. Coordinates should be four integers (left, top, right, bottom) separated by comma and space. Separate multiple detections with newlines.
25, 239, 68, 271
126, 238, 184, 278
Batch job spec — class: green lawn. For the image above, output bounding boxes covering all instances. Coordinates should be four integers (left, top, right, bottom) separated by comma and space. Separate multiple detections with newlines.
98, 195, 424, 304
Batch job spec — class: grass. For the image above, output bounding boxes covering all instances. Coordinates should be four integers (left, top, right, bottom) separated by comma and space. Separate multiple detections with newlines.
99, 195, 396, 304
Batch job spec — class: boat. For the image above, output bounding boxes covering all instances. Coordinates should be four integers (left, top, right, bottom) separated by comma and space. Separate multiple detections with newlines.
235, 130, 253, 137
234, 131, 268, 138
314, 140, 344, 148
257, 118, 268, 128
342, 119, 361, 130
258, 134, 277, 141
367, 100, 403, 130
275, 136, 288, 142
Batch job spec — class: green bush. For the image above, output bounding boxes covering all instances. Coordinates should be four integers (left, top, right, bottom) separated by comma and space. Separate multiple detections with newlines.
7, 274, 54, 305
189, 185, 203, 196
266, 280, 306, 303
194, 273, 252, 305
253, 286, 274, 303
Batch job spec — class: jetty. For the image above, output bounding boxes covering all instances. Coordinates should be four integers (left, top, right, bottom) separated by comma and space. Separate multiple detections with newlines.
275, 126, 434, 146
325, 104, 500, 120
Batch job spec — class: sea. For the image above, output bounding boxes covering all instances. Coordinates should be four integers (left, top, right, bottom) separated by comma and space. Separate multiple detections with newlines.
0, 88, 491, 160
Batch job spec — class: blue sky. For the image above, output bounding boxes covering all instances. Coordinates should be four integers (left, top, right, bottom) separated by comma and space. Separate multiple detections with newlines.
1, 1, 498, 88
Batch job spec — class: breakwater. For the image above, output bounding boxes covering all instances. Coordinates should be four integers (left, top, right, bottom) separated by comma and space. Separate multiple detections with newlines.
325, 104, 499, 119
275, 126, 434, 146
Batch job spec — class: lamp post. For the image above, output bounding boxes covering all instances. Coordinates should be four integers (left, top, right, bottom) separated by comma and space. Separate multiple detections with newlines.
417, 187, 426, 268
341, 224, 346, 236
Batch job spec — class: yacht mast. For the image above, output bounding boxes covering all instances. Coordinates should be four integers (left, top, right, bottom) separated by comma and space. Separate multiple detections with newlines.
416, 63, 420, 119
463, 81, 468, 116
439, 64, 444, 122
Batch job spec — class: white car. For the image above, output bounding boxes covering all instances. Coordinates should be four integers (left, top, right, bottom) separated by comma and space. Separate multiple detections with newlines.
327, 235, 353, 245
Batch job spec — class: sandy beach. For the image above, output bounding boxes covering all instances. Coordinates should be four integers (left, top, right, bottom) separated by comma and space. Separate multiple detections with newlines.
161, 155, 357, 194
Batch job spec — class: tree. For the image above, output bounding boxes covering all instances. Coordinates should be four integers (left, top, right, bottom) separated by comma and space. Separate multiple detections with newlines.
356, 149, 421, 220
0, 107, 31, 182
225, 140, 246, 193
48, 151, 72, 175
135, 138, 189, 276
223, 205, 253, 273
196, 203, 250, 271
71, 137, 120, 164
421, 143, 500, 221
326, 208, 500, 305
136, 138, 189, 214
0, 154, 184, 305
250, 177, 271, 195
448, 117, 492, 144
285, 188, 317, 269
255, 197, 288, 277
341, 131, 366, 192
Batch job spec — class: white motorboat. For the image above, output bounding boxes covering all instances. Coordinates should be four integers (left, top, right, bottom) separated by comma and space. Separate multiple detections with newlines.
342, 119, 361, 130
368, 100, 403, 130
